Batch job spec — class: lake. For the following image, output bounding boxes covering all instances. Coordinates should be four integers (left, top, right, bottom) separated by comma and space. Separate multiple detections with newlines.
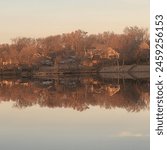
0, 75, 150, 150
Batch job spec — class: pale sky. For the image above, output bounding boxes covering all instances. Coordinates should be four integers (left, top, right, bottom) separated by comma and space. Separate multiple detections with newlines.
0, 0, 149, 44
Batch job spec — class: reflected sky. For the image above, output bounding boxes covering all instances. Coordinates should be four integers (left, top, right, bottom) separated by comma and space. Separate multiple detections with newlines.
0, 102, 149, 150
0, 77, 149, 150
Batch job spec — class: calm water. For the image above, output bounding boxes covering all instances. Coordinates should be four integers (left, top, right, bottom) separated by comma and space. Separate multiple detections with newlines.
0, 75, 150, 150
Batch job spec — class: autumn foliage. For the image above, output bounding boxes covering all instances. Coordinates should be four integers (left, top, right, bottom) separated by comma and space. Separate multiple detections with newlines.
0, 26, 149, 68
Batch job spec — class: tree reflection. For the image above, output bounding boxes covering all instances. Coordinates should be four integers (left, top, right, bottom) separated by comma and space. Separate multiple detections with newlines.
0, 76, 149, 112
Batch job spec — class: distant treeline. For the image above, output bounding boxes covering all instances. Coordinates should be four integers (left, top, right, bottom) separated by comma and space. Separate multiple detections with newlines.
0, 26, 149, 68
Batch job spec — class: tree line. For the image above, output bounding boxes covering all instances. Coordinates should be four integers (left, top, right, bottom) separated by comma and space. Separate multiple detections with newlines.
0, 26, 149, 68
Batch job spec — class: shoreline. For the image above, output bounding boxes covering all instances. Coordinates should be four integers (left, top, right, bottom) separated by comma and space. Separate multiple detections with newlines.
0, 64, 150, 79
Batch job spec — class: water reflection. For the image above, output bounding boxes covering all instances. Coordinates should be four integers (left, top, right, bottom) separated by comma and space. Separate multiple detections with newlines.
0, 75, 149, 111
0, 75, 150, 150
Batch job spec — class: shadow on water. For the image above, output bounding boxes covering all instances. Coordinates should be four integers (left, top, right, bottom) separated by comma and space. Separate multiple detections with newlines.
0, 74, 149, 111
